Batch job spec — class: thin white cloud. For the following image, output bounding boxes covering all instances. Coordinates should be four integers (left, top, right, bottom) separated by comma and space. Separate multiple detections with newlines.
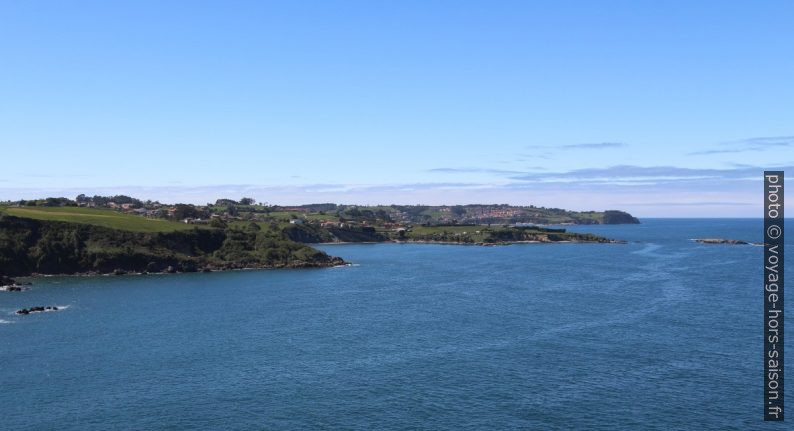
689, 136, 794, 155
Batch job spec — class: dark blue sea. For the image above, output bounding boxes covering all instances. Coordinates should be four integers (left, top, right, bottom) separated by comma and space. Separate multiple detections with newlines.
1, 219, 790, 430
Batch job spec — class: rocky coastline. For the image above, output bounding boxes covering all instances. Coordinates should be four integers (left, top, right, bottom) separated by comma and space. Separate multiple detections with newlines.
693, 238, 763, 246
0, 215, 347, 278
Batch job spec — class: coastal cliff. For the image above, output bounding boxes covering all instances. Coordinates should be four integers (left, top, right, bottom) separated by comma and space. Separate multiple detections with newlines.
0, 215, 344, 277
282, 222, 620, 245
0, 201, 629, 277
600, 210, 640, 224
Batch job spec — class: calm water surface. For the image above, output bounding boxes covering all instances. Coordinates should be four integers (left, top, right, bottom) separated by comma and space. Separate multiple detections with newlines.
1, 219, 790, 430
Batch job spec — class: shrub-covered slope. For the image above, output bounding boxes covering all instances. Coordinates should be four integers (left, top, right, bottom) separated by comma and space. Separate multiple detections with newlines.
0, 216, 344, 276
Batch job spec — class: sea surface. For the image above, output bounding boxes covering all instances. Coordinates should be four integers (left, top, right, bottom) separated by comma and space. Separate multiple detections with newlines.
0, 219, 790, 430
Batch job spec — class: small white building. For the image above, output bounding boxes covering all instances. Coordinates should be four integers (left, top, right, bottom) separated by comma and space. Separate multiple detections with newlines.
289, 219, 304, 225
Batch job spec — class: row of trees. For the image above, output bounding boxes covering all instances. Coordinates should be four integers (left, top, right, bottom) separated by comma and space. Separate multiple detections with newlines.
15, 197, 76, 207
214, 197, 256, 206
76, 194, 146, 208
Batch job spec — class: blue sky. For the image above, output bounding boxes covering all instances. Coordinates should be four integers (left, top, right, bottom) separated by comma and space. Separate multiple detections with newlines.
0, 0, 791, 216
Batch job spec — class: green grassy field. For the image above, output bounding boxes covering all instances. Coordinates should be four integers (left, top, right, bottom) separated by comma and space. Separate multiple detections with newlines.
0, 206, 197, 232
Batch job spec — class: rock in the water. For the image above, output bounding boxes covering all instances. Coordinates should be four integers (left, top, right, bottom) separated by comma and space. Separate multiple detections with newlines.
0, 275, 31, 291
16, 306, 61, 315
694, 238, 749, 245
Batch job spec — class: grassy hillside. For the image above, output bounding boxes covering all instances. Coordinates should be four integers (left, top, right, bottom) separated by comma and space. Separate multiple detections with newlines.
0, 206, 195, 232
0, 215, 344, 276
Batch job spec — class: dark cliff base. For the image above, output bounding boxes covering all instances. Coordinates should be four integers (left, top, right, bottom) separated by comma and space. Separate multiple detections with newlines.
0, 216, 344, 277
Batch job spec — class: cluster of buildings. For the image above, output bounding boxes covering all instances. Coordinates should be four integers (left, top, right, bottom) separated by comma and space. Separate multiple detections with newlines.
475, 208, 524, 219
78, 200, 166, 218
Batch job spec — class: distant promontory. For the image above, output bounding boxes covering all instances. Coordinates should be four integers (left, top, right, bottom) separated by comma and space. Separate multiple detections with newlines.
0, 196, 638, 277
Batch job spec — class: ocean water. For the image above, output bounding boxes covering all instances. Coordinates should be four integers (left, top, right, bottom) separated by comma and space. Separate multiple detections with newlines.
0, 219, 790, 430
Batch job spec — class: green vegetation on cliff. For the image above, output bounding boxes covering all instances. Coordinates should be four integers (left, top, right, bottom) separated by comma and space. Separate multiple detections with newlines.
0, 215, 343, 277
277, 221, 616, 245
398, 225, 613, 244
0, 196, 630, 277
